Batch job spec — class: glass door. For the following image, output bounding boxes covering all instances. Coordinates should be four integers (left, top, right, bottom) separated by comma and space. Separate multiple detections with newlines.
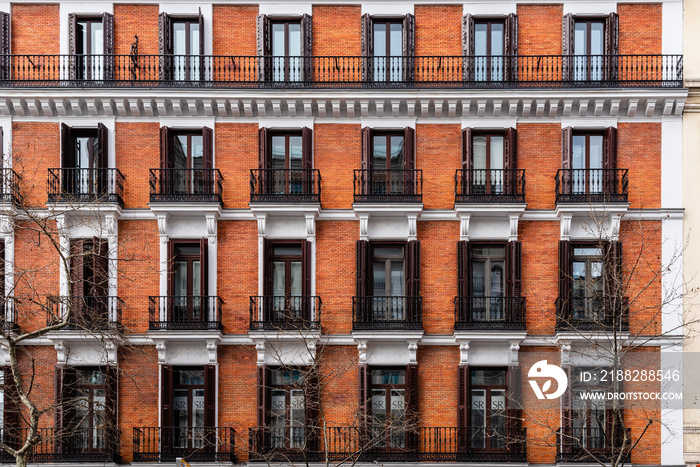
470, 369, 507, 451
172, 244, 202, 323
172, 369, 205, 449
270, 244, 303, 321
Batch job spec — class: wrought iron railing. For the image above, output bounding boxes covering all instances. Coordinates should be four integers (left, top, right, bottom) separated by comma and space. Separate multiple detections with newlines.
47, 168, 124, 205
0, 427, 116, 463
555, 169, 629, 203
133, 427, 236, 463
250, 169, 321, 203
455, 169, 525, 203
352, 296, 422, 330
0, 296, 19, 332
0, 54, 682, 88
556, 296, 629, 332
353, 169, 422, 203
148, 296, 223, 331
249, 295, 321, 331
149, 168, 223, 203
0, 169, 20, 205
46, 295, 123, 330
454, 296, 525, 330
249, 426, 526, 463
558, 426, 631, 463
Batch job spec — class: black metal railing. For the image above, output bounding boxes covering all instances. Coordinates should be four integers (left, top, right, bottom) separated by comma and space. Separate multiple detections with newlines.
455, 169, 525, 203
556, 296, 629, 332
149, 168, 223, 203
0, 54, 682, 88
352, 296, 422, 330
249, 295, 321, 331
0, 427, 116, 463
47, 168, 124, 205
46, 295, 123, 330
250, 169, 321, 203
558, 426, 631, 463
0, 296, 19, 332
148, 296, 223, 331
454, 296, 525, 330
0, 169, 21, 205
249, 426, 525, 463
555, 169, 629, 203
353, 169, 422, 203
133, 427, 236, 463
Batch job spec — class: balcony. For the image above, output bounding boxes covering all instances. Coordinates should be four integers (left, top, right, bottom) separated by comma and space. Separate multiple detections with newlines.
248, 426, 525, 463
0, 169, 20, 205
250, 169, 321, 203
46, 295, 123, 331
454, 296, 525, 331
0, 427, 116, 463
0, 54, 682, 88
555, 296, 629, 332
555, 169, 629, 203
352, 296, 422, 331
455, 169, 525, 204
148, 296, 223, 331
0, 297, 19, 332
132, 427, 236, 463
557, 426, 630, 463
48, 168, 124, 206
149, 169, 223, 204
249, 295, 321, 331
353, 169, 422, 203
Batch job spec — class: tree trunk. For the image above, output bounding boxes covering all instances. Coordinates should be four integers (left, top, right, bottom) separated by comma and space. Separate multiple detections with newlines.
15, 454, 27, 467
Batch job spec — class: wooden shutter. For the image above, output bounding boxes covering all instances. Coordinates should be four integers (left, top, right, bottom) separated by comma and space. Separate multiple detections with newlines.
604, 127, 617, 196
559, 240, 572, 319
504, 128, 517, 170
457, 241, 472, 299
204, 364, 216, 427
457, 364, 469, 428
462, 128, 472, 170
361, 14, 373, 81
302, 127, 313, 170
0, 12, 10, 81
202, 127, 213, 170
104, 365, 119, 457
97, 123, 108, 169
91, 237, 108, 298
262, 238, 272, 297
402, 14, 415, 82
505, 14, 518, 81
361, 127, 371, 170
301, 240, 312, 297
160, 126, 171, 169
305, 369, 320, 452
103, 12, 114, 80
69, 14, 77, 56
605, 241, 623, 314
507, 241, 523, 299
161, 365, 174, 426
506, 365, 522, 427
407, 240, 421, 297
158, 12, 172, 81
462, 14, 474, 81
561, 127, 572, 169
358, 364, 370, 425
200, 237, 208, 297
403, 127, 415, 170
605, 13, 619, 56
301, 14, 313, 82
0, 240, 4, 311
61, 123, 73, 168
167, 240, 175, 296
198, 8, 204, 56
70, 239, 85, 299
560, 364, 573, 441
562, 13, 574, 82
355, 240, 370, 297
405, 363, 418, 450
258, 127, 270, 170
257, 15, 271, 81
256, 365, 269, 427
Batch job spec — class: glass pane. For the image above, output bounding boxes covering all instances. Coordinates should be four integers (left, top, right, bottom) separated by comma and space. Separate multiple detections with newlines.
491, 24, 504, 55
473, 136, 487, 169
390, 136, 404, 170
373, 136, 387, 167
289, 24, 302, 55
591, 23, 604, 55
173, 388, 188, 428
490, 262, 504, 296
270, 389, 286, 448
373, 247, 403, 257
290, 261, 302, 296
472, 262, 485, 296
590, 135, 603, 168
574, 23, 587, 55
289, 136, 303, 170
173, 23, 186, 55
390, 260, 404, 296
175, 369, 204, 385
572, 135, 585, 169
174, 261, 187, 296
373, 261, 386, 295
389, 23, 402, 56
371, 369, 405, 385
273, 245, 302, 256
490, 137, 504, 169
91, 22, 104, 55
470, 389, 486, 449
475, 24, 487, 56
490, 389, 507, 449
371, 388, 386, 416
192, 388, 204, 429
272, 261, 285, 296
471, 369, 506, 386
272, 135, 286, 170
191, 135, 203, 169
374, 24, 386, 55
175, 245, 200, 256
75, 136, 91, 169
574, 247, 602, 256
192, 261, 200, 297
290, 389, 305, 448
272, 24, 285, 56
173, 135, 188, 169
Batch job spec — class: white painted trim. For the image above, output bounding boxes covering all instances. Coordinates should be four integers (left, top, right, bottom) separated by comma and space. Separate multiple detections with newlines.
562, 2, 616, 15
360, 117, 416, 129
660, 345, 683, 465
0, 117, 12, 168
462, 3, 516, 16
662, 120, 683, 209
560, 117, 617, 129
159, 117, 216, 129
662, 1, 683, 55
362, 3, 413, 15
259, 3, 312, 16
461, 117, 517, 129
662, 217, 684, 336
258, 118, 314, 129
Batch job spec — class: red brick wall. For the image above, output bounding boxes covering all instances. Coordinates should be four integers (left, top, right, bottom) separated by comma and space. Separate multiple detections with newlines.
618, 4, 662, 55
216, 123, 258, 209
114, 5, 159, 56
213, 6, 258, 56
115, 122, 159, 209
315, 124, 358, 209
11, 4, 59, 55
313, 6, 361, 56
13, 122, 58, 207
417, 124, 461, 210
415, 5, 462, 56
618, 122, 661, 209
417, 347, 459, 427
420, 221, 459, 335
518, 4, 563, 56
518, 124, 560, 210
521, 221, 559, 335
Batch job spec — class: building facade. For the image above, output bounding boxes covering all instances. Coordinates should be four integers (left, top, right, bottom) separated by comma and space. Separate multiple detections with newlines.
0, 0, 686, 465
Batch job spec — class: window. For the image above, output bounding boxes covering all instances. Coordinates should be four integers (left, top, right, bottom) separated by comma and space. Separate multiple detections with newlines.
68, 13, 114, 80
571, 246, 604, 322
469, 369, 506, 451
456, 241, 522, 327
561, 127, 617, 198
262, 239, 312, 324
361, 14, 414, 83
257, 128, 312, 197
54, 365, 118, 456
359, 127, 416, 199
69, 238, 109, 326
359, 365, 417, 451
161, 365, 216, 452
355, 241, 420, 327
0, 368, 19, 449
257, 15, 312, 82
60, 124, 108, 196
462, 14, 517, 82
562, 13, 618, 81
270, 369, 306, 449
159, 127, 213, 196
460, 128, 518, 200
167, 239, 208, 324
159, 12, 204, 81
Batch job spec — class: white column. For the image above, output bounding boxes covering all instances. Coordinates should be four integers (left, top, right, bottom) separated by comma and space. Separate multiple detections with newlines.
57, 215, 69, 298
157, 215, 169, 322
3, 224, 13, 323
106, 214, 118, 322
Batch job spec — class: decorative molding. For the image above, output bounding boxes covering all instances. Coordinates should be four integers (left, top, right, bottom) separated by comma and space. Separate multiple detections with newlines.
459, 214, 470, 241
459, 341, 470, 365
508, 341, 520, 366
357, 340, 368, 364
206, 213, 218, 245
54, 340, 69, 365
105, 340, 117, 365
407, 340, 419, 364
305, 212, 316, 242
407, 213, 418, 241
560, 214, 573, 240
609, 214, 621, 241
255, 341, 266, 365
358, 213, 369, 241
155, 339, 167, 364
256, 213, 268, 237
205, 338, 219, 364
508, 214, 520, 241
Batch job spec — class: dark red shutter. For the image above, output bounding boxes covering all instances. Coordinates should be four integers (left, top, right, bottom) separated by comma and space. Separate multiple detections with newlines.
605, 13, 619, 81
505, 14, 518, 81
560, 364, 573, 439
301, 240, 312, 298
305, 369, 320, 451
257, 15, 271, 81
198, 8, 204, 56
457, 241, 472, 299
407, 240, 421, 297
302, 127, 313, 170
361, 14, 373, 81
301, 14, 313, 82
403, 127, 415, 170
54, 366, 64, 452
0, 12, 10, 80
262, 238, 272, 297
160, 126, 170, 169
97, 123, 108, 169
355, 240, 370, 297
61, 123, 72, 168
68, 13, 77, 56
462, 14, 474, 81
105, 365, 119, 457
605, 241, 623, 321
56, 366, 76, 453
3, 367, 19, 449
561, 127, 572, 169
158, 12, 172, 81
91, 237, 108, 298
604, 127, 617, 195
505, 128, 517, 196
507, 241, 523, 298
358, 364, 370, 427
405, 363, 418, 451
461, 128, 472, 196
200, 237, 208, 297
457, 365, 469, 430
361, 127, 371, 170
103, 12, 115, 80
204, 364, 216, 427
161, 365, 174, 450
0, 240, 5, 300
258, 127, 270, 170
70, 239, 85, 299
402, 14, 415, 82
562, 13, 574, 80
506, 365, 522, 427
167, 240, 175, 296
202, 127, 213, 170
559, 240, 572, 320
256, 365, 269, 427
